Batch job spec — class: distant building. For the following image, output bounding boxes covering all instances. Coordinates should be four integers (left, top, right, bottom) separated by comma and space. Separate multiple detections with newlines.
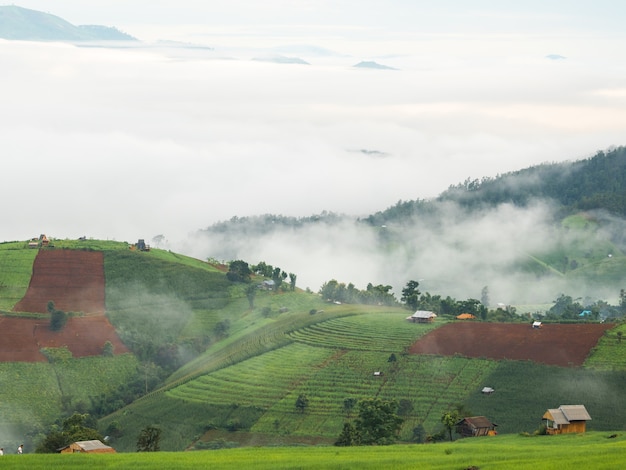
481, 386, 495, 395
59, 440, 116, 454
543, 405, 591, 435
456, 416, 498, 437
406, 311, 437, 323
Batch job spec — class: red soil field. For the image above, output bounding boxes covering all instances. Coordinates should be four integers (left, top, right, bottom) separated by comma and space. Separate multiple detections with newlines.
0, 315, 128, 362
408, 322, 614, 367
3, 249, 128, 361
13, 249, 106, 314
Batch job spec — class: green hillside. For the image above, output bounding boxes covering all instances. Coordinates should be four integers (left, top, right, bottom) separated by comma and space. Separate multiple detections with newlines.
1, 238, 626, 455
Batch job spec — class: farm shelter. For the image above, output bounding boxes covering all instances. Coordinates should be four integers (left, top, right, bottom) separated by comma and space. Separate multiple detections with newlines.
407, 310, 437, 323
59, 440, 116, 454
456, 313, 476, 320
456, 416, 498, 437
543, 405, 591, 435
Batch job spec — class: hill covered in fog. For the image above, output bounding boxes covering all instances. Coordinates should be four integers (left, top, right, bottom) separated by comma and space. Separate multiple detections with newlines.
0, 5, 136, 41
195, 147, 626, 304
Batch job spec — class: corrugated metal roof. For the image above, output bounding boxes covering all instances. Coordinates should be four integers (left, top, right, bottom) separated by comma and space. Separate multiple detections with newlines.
560, 405, 592, 421
544, 405, 591, 424
545, 408, 569, 425
75, 440, 112, 451
459, 416, 496, 429
411, 310, 437, 319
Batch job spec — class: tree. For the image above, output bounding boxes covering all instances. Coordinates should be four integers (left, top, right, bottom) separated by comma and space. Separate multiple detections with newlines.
547, 294, 583, 319
48, 301, 68, 331
440, 410, 460, 441
335, 422, 360, 446
245, 284, 257, 309
289, 273, 297, 291
213, 319, 231, 339
354, 398, 403, 445
342, 397, 358, 418
295, 393, 310, 414
102, 341, 114, 357
397, 399, 414, 417
272, 267, 285, 291
401, 280, 421, 311
411, 423, 426, 443
226, 260, 252, 283
136, 425, 162, 452
36, 413, 103, 453
151, 234, 165, 248
481, 286, 490, 308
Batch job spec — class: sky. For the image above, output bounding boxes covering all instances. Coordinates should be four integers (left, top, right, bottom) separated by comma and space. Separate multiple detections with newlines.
2, 1, 626, 300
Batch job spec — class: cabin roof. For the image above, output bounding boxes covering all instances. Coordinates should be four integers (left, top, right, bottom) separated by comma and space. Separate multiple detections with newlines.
545, 405, 591, 424
457, 416, 497, 429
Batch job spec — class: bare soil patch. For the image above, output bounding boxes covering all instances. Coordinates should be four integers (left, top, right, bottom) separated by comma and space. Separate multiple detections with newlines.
0, 314, 129, 362
4, 249, 127, 361
408, 322, 613, 367
13, 249, 105, 314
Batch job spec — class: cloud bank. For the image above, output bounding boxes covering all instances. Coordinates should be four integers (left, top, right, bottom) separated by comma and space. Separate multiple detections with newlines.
2, 7, 626, 305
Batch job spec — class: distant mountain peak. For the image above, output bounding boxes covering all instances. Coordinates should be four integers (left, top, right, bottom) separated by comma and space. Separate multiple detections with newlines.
545, 54, 567, 60
353, 61, 397, 70
0, 5, 136, 41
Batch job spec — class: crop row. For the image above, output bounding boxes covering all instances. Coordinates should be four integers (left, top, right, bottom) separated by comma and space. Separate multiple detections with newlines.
166, 343, 336, 406
251, 352, 498, 438
288, 313, 437, 351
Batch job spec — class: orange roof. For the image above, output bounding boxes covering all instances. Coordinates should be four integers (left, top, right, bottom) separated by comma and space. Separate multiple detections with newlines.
456, 313, 476, 320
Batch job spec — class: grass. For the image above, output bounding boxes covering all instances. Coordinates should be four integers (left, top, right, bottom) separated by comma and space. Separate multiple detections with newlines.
3, 432, 626, 469
0, 244, 37, 310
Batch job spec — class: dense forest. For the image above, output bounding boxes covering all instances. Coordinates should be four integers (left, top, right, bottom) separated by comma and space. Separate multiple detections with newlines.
365, 146, 626, 226
200, 147, 626, 235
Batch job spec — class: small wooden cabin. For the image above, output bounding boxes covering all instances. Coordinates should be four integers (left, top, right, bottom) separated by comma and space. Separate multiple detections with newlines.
543, 405, 591, 435
456, 416, 498, 437
59, 440, 116, 454
406, 310, 437, 323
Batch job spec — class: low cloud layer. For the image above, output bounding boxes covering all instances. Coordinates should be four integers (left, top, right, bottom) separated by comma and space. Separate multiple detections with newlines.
187, 199, 622, 306
2, 9, 626, 305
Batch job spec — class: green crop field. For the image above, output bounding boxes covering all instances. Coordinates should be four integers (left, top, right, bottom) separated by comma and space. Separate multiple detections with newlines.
0, 243, 37, 310
584, 324, 626, 369
2, 239, 626, 456
3, 432, 626, 469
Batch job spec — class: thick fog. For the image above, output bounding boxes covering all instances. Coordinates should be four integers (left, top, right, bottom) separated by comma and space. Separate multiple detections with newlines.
2, 2, 626, 303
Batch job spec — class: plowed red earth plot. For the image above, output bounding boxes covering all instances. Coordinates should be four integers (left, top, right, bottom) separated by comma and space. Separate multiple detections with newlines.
408, 322, 613, 367
13, 249, 106, 314
0, 315, 128, 362
3, 249, 128, 361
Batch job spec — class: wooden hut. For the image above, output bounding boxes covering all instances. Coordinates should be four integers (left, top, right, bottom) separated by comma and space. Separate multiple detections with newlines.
542, 405, 591, 434
59, 440, 116, 454
455, 416, 498, 437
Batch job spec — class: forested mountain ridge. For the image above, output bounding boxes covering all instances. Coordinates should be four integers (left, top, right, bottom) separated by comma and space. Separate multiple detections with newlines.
200, 147, 626, 234
365, 146, 626, 226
